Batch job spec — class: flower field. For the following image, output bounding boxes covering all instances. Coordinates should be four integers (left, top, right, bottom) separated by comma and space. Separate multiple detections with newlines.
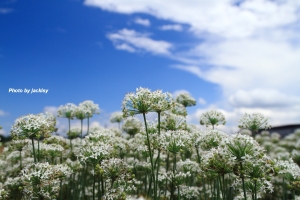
1, 87, 300, 200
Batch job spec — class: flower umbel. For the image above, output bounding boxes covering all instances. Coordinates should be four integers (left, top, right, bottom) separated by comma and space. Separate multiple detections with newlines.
122, 87, 153, 117
200, 110, 226, 129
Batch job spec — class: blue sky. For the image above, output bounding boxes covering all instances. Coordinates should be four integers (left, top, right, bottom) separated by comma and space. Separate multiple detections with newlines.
1, 0, 300, 136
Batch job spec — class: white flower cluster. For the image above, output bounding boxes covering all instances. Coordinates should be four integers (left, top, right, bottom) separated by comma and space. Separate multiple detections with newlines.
224, 133, 265, 161
128, 133, 148, 154
57, 103, 77, 119
162, 171, 191, 186
201, 146, 236, 175
100, 158, 137, 200
21, 162, 72, 199
171, 102, 187, 116
161, 112, 186, 131
177, 159, 201, 174
276, 158, 300, 180
238, 113, 271, 132
151, 90, 174, 112
79, 100, 100, 117
77, 140, 112, 164
122, 87, 174, 117
175, 93, 196, 107
74, 105, 87, 120
159, 130, 192, 154
110, 111, 124, 123
199, 110, 226, 128
122, 117, 142, 137
85, 127, 115, 143
58, 100, 100, 119
11, 113, 54, 139
195, 129, 228, 150
179, 186, 200, 199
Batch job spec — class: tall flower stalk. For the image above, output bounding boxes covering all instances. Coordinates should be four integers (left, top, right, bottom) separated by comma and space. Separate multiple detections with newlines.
79, 100, 100, 136
122, 87, 174, 199
11, 113, 53, 163
57, 103, 76, 148
74, 106, 87, 142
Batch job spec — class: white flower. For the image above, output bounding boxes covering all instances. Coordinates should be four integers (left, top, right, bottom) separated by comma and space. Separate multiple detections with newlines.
57, 103, 77, 119
79, 100, 100, 117
238, 113, 271, 134
161, 112, 186, 131
200, 110, 226, 128
11, 113, 51, 139
77, 140, 112, 164
21, 162, 72, 199
175, 93, 196, 107
110, 111, 124, 123
195, 129, 228, 151
160, 130, 192, 154
122, 87, 153, 117
122, 87, 174, 117
151, 90, 174, 112
122, 117, 142, 137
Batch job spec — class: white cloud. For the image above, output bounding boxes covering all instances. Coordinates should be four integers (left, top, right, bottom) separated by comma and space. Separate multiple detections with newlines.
107, 29, 172, 55
198, 98, 206, 105
134, 17, 150, 26
0, 110, 7, 116
229, 89, 300, 108
84, 0, 300, 39
43, 106, 58, 115
0, 8, 13, 14
115, 43, 136, 52
159, 24, 183, 31
185, 39, 300, 95
85, 0, 300, 127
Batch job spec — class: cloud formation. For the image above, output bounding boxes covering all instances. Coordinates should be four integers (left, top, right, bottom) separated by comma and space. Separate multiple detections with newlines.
0, 110, 7, 116
159, 24, 183, 31
0, 8, 13, 14
107, 29, 172, 55
134, 17, 151, 26
85, 0, 300, 128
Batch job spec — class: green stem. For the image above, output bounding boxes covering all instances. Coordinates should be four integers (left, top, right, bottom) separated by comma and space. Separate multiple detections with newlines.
98, 175, 101, 200
68, 118, 72, 150
93, 161, 96, 200
37, 138, 40, 162
154, 111, 161, 199
59, 180, 62, 200
240, 162, 247, 200
80, 119, 83, 143
282, 178, 285, 200
165, 153, 169, 196
31, 138, 36, 163
171, 153, 177, 200
143, 112, 156, 199
293, 190, 295, 200
217, 177, 220, 200
101, 174, 104, 197
19, 150, 22, 169
223, 174, 226, 200
254, 179, 257, 200
178, 185, 180, 200
218, 174, 224, 200
196, 147, 201, 164
87, 117, 90, 135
